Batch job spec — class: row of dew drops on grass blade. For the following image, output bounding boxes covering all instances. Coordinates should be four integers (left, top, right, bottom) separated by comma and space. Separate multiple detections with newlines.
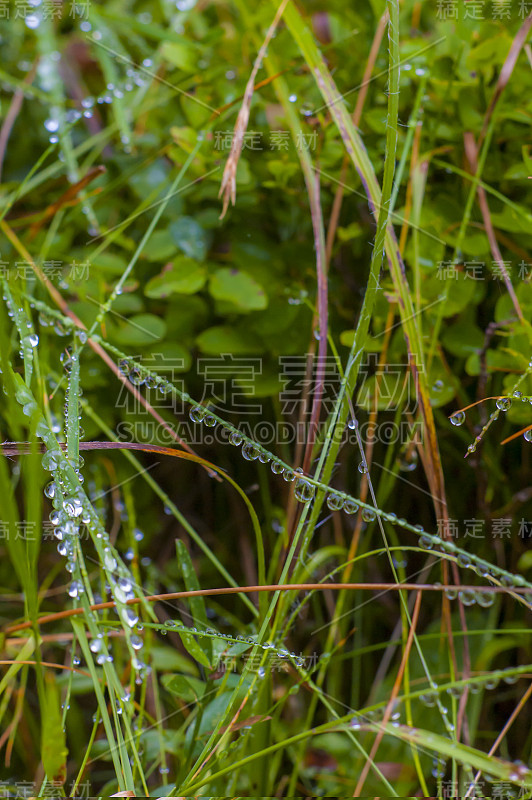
3, 289, 335, 686
3, 287, 155, 689
22, 293, 532, 600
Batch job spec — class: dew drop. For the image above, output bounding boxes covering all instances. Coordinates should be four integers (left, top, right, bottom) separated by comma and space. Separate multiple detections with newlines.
343, 498, 359, 515
189, 406, 206, 423
294, 479, 315, 504
103, 549, 117, 572
118, 577, 132, 593
398, 450, 418, 471
503, 672, 518, 685
122, 607, 139, 628
450, 411, 465, 427
129, 368, 144, 386
476, 590, 495, 608
361, 508, 376, 523
118, 359, 131, 376
327, 492, 344, 511
63, 497, 83, 517
458, 589, 476, 606
68, 580, 83, 599
420, 692, 437, 707
524, 430, 532, 442
496, 397, 511, 411
242, 442, 260, 461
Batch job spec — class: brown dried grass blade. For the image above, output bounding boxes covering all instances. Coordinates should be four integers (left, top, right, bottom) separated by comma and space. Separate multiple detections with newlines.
219, 0, 289, 218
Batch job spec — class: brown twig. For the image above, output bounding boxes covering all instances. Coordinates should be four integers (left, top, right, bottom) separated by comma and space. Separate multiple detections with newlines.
218, 0, 289, 218
4, 583, 529, 634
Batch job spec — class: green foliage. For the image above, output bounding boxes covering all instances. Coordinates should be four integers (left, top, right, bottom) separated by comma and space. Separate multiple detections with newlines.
1, 0, 532, 796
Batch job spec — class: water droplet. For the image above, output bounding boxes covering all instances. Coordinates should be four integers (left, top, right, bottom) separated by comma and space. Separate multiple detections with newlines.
458, 589, 476, 606
503, 672, 518, 685
420, 692, 437, 707
203, 414, 217, 427
457, 553, 471, 569
271, 461, 285, 475
288, 94, 297, 103
294, 479, 315, 503
26, 13, 41, 29
229, 431, 242, 446
283, 468, 296, 482
398, 450, 418, 471
122, 607, 139, 628
44, 481, 56, 499
242, 442, 260, 461
419, 535, 434, 550
524, 430, 532, 442
118, 577, 132, 593
476, 590, 495, 608
42, 449, 61, 471
103, 549, 117, 571
361, 508, 376, 523
358, 462, 368, 474
68, 580, 83, 598
57, 541, 71, 557
129, 367, 144, 386
327, 492, 344, 511
343, 498, 359, 515
89, 638, 102, 654
496, 397, 511, 411
189, 406, 206, 423
450, 411, 465, 427
118, 359, 131, 376
63, 497, 83, 517
446, 685, 462, 699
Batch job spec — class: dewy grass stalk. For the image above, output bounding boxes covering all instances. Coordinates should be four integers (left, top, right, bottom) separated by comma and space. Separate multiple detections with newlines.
1, 1, 532, 796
